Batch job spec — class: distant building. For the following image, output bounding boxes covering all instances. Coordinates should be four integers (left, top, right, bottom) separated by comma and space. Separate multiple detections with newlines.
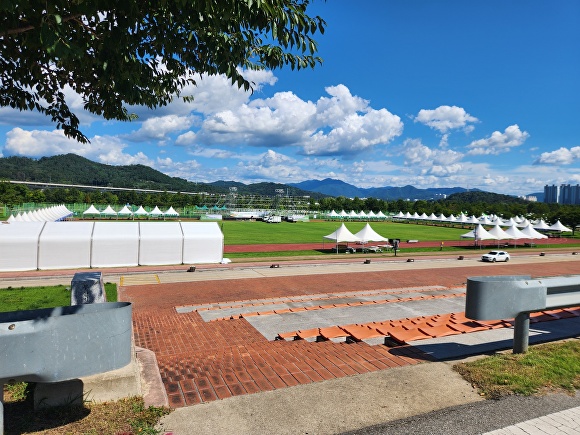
544, 185, 559, 203
544, 184, 580, 205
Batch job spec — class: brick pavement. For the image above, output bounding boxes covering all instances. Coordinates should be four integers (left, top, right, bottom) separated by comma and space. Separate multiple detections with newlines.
120, 259, 580, 409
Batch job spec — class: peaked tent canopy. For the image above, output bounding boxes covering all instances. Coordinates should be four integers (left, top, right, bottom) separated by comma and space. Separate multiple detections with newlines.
519, 225, 548, 239
354, 223, 389, 243
164, 206, 179, 216
460, 224, 498, 241
101, 205, 117, 216
487, 224, 512, 240
533, 219, 551, 230
134, 206, 149, 216
548, 220, 572, 232
149, 206, 163, 216
83, 204, 100, 215
323, 223, 361, 243
118, 205, 133, 216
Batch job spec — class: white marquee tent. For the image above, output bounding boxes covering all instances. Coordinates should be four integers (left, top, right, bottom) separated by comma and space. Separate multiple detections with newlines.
354, 223, 389, 244
0, 221, 224, 271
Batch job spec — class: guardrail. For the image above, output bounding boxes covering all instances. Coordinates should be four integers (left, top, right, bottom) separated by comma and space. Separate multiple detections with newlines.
465, 275, 580, 353
0, 302, 132, 434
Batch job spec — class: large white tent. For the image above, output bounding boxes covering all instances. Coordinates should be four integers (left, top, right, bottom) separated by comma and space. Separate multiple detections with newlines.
548, 220, 572, 232
460, 224, 498, 243
0, 221, 224, 271
139, 222, 185, 265
38, 221, 95, 269
91, 222, 140, 267
323, 223, 360, 252
519, 225, 548, 239
182, 222, 224, 264
0, 221, 46, 271
354, 223, 389, 243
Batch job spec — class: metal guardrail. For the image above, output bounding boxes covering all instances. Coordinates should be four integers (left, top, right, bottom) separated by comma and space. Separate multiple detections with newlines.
466, 275, 580, 353
0, 302, 132, 434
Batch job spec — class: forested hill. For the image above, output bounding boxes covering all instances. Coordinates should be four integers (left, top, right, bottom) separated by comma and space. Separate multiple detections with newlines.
444, 191, 528, 205
0, 154, 322, 197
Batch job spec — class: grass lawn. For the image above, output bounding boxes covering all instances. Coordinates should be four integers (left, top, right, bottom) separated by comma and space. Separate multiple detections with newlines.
0, 283, 117, 312
1, 283, 170, 435
454, 340, 580, 399
220, 220, 472, 244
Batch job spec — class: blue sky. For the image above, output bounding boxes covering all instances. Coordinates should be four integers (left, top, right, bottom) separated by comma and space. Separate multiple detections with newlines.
0, 0, 578, 196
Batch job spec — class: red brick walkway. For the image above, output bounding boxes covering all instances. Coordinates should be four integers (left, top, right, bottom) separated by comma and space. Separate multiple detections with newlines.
121, 260, 580, 408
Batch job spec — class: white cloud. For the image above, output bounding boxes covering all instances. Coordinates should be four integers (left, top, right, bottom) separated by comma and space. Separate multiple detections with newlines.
180, 83, 403, 157
415, 105, 478, 133
466, 124, 529, 155
126, 115, 197, 142
3, 127, 153, 166
534, 146, 580, 165
400, 138, 463, 176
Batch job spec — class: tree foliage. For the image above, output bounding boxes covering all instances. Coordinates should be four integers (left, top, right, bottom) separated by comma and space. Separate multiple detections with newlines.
0, 0, 325, 142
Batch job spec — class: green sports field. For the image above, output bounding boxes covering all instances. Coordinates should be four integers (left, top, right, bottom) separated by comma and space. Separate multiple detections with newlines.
219, 220, 472, 245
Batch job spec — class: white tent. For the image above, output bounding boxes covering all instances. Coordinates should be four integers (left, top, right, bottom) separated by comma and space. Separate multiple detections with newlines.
38, 221, 95, 269
376, 211, 387, 219
182, 222, 224, 264
83, 204, 100, 216
139, 222, 183, 265
150, 206, 164, 217
134, 205, 149, 216
548, 220, 572, 232
0, 221, 225, 271
164, 206, 179, 217
324, 224, 361, 243
460, 224, 498, 241
101, 205, 117, 217
118, 205, 134, 217
327, 210, 339, 218
487, 224, 512, 242
354, 223, 389, 244
502, 217, 518, 227
466, 215, 480, 224
0, 221, 46, 271
517, 218, 531, 228
323, 223, 361, 253
91, 222, 139, 267
6, 214, 15, 223
394, 211, 405, 218
519, 225, 548, 239
533, 219, 551, 230
503, 225, 528, 240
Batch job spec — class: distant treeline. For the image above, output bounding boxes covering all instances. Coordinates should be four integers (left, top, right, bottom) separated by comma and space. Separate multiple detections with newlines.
2, 181, 579, 231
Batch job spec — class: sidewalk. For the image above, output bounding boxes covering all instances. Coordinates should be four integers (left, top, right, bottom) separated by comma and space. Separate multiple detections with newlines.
3, 252, 580, 434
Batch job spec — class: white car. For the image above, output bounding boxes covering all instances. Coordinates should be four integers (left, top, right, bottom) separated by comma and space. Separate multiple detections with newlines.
481, 250, 510, 262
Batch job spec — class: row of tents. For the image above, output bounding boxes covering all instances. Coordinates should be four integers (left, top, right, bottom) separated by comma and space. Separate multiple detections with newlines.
82, 204, 179, 217
461, 224, 552, 242
7, 205, 73, 222
323, 223, 388, 247
0, 221, 223, 271
394, 212, 572, 231
327, 210, 388, 219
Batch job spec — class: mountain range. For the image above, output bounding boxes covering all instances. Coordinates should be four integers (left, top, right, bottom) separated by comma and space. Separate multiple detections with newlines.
0, 154, 542, 201
289, 179, 473, 201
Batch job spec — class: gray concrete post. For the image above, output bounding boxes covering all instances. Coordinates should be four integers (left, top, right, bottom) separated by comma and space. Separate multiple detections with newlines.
513, 312, 530, 354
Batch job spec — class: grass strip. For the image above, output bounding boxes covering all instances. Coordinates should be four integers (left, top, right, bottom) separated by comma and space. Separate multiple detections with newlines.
0, 283, 117, 312
454, 340, 580, 399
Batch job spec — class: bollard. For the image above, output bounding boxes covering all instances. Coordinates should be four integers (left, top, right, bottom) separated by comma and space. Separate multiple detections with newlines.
466, 275, 580, 353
